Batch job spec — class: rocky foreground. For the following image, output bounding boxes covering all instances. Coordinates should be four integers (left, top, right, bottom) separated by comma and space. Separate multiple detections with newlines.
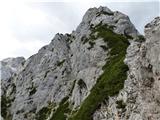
1, 6, 160, 120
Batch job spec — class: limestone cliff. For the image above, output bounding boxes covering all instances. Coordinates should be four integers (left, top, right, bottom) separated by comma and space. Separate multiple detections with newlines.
1, 6, 159, 120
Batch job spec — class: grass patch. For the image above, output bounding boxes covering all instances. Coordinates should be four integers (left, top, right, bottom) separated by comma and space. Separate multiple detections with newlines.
50, 96, 71, 120
35, 103, 53, 120
69, 24, 129, 120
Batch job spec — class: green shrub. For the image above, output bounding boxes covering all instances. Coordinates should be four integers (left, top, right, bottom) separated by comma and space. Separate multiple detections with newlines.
36, 107, 52, 120
135, 35, 145, 42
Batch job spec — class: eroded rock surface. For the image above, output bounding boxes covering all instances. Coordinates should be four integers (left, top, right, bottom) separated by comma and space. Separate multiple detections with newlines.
1, 6, 159, 120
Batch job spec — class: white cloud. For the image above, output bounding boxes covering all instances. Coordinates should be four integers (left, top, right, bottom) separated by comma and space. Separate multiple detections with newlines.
0, 2, 49, 60
0, 2, 70, 60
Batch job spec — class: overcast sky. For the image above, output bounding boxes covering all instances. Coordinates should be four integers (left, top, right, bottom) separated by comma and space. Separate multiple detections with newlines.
0, 0, 159, 60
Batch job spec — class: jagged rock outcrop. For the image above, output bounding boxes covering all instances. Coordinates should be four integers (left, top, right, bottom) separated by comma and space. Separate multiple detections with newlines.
93, 17, 160, 120
1, 6, 159, 120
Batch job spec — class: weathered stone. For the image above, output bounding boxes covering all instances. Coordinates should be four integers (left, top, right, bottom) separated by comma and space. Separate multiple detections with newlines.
1, 6, 159, 120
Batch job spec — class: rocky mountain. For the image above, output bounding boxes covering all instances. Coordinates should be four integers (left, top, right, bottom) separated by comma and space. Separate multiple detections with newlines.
1, 6, 160, 120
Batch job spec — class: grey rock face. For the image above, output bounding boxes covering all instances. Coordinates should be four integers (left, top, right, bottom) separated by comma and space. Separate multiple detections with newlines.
93, 17, 160, 120
1, 6, 159, 120
126, 17, 160, 120
1, 57, 25, 81
1, 57, 25, 95
1, 57, 25, 120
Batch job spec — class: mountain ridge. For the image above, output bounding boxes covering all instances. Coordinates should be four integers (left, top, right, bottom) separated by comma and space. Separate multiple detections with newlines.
1, 6, 160, 120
